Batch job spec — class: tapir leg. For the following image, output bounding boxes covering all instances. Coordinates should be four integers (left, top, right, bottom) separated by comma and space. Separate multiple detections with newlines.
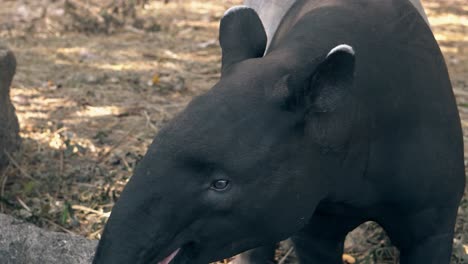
291, 213, 362, 263
232, 244, 276, 264
378, 206, 459, 264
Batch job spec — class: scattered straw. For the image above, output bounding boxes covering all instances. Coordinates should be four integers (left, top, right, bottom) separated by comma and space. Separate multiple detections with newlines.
72, 205, 110, 218
278, 246, 294, 264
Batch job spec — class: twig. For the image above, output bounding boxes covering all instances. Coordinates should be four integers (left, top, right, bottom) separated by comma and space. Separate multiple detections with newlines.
124, 25, 145, 34
75, 182, 97, 188
89, 227, 104, 239
278, 246, 294, 264
72, 205, 110, 218
143, 110, 158, 131
16, 196, 31, 212
3, 150, 35, 181
120, 154, 133, 172
42, 217, 76, 235
0, 170, 7, 213
99, 203, 115, 208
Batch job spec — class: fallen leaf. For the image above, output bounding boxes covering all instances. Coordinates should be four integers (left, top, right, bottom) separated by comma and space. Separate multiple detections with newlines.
342, 254, 356, 264
152, 74, 160, 85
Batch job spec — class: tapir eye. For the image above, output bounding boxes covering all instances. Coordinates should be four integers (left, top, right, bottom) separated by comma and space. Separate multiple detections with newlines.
211, 179, 230, 191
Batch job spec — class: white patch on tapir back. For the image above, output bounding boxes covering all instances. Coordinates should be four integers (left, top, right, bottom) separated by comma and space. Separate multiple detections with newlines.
244, 0, 296, 52
243, 0, 430, 52
327, 44, 355, 58
223, 5, 251, 17
408, 0, 429, 24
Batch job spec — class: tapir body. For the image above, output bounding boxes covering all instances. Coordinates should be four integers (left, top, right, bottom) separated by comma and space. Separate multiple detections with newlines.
244, 0, 429, 50
94, 0, 465, 263
0, 44, 20, 169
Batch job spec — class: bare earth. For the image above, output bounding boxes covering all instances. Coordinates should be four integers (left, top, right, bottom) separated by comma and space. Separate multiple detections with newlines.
0, 0, 466, 263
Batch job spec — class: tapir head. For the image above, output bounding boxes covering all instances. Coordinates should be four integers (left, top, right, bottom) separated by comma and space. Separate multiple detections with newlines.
94, 6, 357, 264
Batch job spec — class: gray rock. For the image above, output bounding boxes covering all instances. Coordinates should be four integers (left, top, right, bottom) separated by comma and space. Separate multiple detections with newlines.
0, 214, 97, 264
0, 44, 20, 169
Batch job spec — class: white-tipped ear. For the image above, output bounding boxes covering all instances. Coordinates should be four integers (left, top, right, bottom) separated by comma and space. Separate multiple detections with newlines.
327, 44, 355, 58
223, 5, 250, 16
306, 44, 356, 112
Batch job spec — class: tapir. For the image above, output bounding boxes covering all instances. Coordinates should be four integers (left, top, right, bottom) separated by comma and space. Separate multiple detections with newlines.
0, 44, 20, 169
93, 0, 465, 263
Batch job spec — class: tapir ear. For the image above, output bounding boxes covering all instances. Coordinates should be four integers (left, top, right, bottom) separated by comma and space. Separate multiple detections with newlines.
305, 44, 355, 113
219, 6, 267, 73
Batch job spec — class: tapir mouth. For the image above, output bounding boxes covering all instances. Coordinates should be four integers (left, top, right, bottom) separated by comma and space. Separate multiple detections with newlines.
155, 241, 197, 264
158, 248, 180, 264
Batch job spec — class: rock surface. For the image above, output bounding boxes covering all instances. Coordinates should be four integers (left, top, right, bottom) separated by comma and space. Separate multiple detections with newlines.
0, 43, 20, 169
0, 214, 97, 264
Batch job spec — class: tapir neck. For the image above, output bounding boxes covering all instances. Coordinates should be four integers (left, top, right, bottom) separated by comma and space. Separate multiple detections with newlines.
304, 102, 372, 206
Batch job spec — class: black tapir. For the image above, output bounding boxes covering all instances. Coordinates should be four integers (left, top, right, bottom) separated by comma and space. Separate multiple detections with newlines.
0, 44, 20, 169
93, 0, 465, 263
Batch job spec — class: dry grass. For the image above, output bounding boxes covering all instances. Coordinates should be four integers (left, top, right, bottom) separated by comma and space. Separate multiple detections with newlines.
0, 0, 466, 263
1, 0, 230, 238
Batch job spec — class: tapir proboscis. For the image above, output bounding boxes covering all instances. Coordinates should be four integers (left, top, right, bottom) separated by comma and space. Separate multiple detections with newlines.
93, 0, 465, 263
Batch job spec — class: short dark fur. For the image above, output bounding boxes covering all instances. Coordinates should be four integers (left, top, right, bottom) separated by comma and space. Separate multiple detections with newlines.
0, 44, 20, 169
94, 0, 465, 263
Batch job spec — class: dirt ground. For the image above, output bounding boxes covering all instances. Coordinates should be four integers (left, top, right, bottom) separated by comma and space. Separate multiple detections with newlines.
0, 0, 467, 263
